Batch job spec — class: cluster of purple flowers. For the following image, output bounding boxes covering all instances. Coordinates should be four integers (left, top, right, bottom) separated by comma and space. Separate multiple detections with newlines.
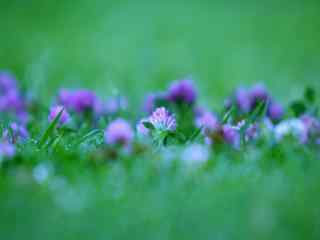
195, 109, 241, 149
48, 105, 71, 126
0, 70, 319, 161
143, 78, 197, 114
104, 119, 134, 147
225, 84, 284, 121
136, 107, 177, 140
55, 89, 129, 125
58, 89, 98, 113
0, 122, 29, 159
0, 71, 29, 123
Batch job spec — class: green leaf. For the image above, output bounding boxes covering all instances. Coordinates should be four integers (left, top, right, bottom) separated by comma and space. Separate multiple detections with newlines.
142, 121, 155, 130
248, 100, 267, 123
222, 105, 236, 124
187, 126, 203, 143
38, 108, 64, 148
290, 101, 306, 117
74, 129, 103, 146
304, 87, 316, 104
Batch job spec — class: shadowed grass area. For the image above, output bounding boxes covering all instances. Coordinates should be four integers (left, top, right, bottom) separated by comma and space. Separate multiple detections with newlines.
0, 0, 320, 239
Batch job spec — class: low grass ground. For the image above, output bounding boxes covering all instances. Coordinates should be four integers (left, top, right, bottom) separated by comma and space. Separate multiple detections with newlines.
0, 0, 320, 239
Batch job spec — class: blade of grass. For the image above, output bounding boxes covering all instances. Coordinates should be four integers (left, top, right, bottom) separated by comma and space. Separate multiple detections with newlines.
74, 129, 103, 146
38, 108, 64, 148
222, 105, 236, 124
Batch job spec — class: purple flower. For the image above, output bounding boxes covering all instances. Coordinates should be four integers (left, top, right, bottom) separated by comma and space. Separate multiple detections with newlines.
104, 119, 134, 146
245, 124, 259, 142
58, 89, 97, 112
195, 111, 219, 134
0, 141, 16, 159
250, 84, 269, 102
222, 125, 241, 149
2, 122, 29, 143
268, 102, 284, 121
148, 107, 177, 132
72, 89, 96, 112
48, 105, 70, 125
136, 118, 150, 137
235, 88, 252, 113
0, 71, 17, 94
167, 79, 197, 105
143, 94, 157, 113
58, 89, 74, 108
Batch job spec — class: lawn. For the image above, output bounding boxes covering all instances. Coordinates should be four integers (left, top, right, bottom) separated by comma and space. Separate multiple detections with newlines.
0, 0, 320, 239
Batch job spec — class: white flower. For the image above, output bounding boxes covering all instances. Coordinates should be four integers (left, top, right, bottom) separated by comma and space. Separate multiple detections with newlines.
274, 119, 308, 143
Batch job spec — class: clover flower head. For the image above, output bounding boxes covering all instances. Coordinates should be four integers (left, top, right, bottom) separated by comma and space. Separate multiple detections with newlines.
58, 89, 97, 112
195, 110, 219, 134
2, 122, 29, 144
222, 124, 241, 149
136, 118, 150, 137
48, 105, 70, 125
274, 119, 308, 144
250, 83, 269, 102
167, 79, 197, 105
235, 87, 252, 113
0, 71, 18, 94
268, 101, 284, 121
0, 141, 16, 159
149, 107, 177, 132
104, 118, 134, 146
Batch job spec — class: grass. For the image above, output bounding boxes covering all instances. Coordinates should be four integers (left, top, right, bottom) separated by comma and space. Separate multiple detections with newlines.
0, 0, 320, 239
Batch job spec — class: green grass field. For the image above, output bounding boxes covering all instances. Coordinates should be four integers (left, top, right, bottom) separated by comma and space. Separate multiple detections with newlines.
0, 0, 320, 239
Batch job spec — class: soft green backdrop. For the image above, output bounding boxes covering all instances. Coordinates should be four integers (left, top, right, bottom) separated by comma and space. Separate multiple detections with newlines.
1, 0, 319, 108
1, 1, 320, 239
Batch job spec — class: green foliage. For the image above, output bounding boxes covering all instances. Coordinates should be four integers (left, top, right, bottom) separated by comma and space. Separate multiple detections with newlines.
1, 0, 320, 239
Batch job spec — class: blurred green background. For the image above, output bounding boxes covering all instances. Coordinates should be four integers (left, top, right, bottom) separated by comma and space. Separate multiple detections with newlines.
1, 0, 320, 108
1, 1, 320, 239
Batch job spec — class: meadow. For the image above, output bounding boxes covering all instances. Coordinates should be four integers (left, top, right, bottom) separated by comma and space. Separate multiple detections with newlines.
0, 0, 320, 239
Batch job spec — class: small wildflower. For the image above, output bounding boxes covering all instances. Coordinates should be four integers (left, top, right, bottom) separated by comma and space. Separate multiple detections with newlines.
222, 124, 241, 149
0, 71, 18, 94
58, 89, 97, 112
104, 119, 134, 146
235, 88, 252, 113
268, 102, 284, 121
136, 118, 150, 137
245, 124, 260, 142
195, 111, 219, 134
0, 141, 16, 159
148, 107, 177, 132
48, 105, 70, 125
167, 79, 197, 105
274, 119, 308, 144
250, 84, 269, 103
2, 122, 29, 143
